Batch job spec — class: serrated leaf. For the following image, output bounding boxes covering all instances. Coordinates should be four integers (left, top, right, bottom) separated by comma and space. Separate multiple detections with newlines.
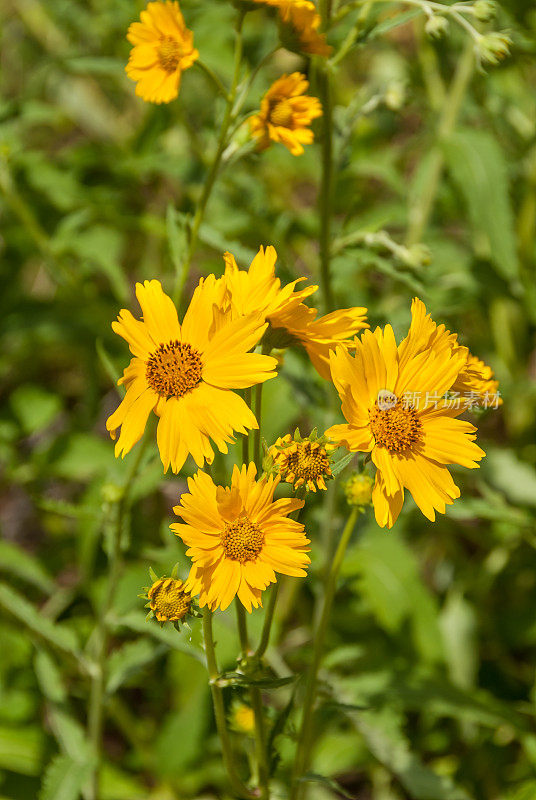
106, 639, 164, 694
34, 650, 67, 704
331, 452, 355, 476
0, 540, 54, 594
39, 754, 93, 800
0, 582, 79, 656
443, 129, 519, 284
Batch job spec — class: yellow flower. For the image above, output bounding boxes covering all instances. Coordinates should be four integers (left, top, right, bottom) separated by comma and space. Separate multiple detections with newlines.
223, 246, 368, 380
253, 1, 331, 56
399, 298, 501, 408
453, 354, 502, 407
268, 432, 333, 491
250, 73, 322, 156
343, 473, 374, 507
147, 577, 191, 622
126, 1, 198, 104
223, 245, 317, 323
326, 318, 486, 529
106, 277, 277, 474
270, 301, 369, 380
172, 464, 309, 612
230, 701, 256, 734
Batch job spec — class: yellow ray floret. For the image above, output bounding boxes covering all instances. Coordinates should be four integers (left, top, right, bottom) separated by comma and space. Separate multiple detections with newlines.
250, 72, 323, 156
172, 464, 309, 612
147, 577, 191, 622
253, 1, 331, 56
399, 298, 501, 408
106, 278, 277, 474
223, 246, 368, 380
326, 307, 486, 529
126, 1, 198, 104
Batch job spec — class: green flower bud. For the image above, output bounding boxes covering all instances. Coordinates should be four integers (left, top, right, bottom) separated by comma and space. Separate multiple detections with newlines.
477, 31, 512, 66
425, 15, 449, 39
343, 473, 374, 508
473, 0, 496, 22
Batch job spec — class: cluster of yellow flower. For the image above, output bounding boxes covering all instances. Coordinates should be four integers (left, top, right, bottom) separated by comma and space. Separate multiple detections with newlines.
125, 0, 326, 154
107, 245, 498, 616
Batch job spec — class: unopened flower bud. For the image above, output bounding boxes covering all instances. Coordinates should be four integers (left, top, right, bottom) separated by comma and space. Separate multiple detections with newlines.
384, 81, 405, 111
425, 15, 449, 39
406, 243, 432, 268
343, 473, 374, 508
477, 32, 512, 65
473, 0, 496, 22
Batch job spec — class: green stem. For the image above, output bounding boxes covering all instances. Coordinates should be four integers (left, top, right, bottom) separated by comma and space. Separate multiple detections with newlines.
173, 10, 246, 306
251, 686, 270, 800
236, 599, 250, 659
203, 607, 255, 799
290, 508, 359, 800
255, 583, 279, 660
86, 436, 148, 800
253, 380, 263, 472
194, 59, 229, 100
405, 40, 474, 247
318, 63, 335, 313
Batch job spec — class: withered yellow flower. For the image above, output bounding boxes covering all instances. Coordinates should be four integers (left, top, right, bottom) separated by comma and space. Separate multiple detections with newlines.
453, 354, 502, 407
106, 277, 277, 474
326, 318, 486, 529
250, 73, 322, 156
172, 465, 309, 612
223, 246, 368, 379
126, 1, 198, 104
147, 576, 191, 622
268, 432, 333, 491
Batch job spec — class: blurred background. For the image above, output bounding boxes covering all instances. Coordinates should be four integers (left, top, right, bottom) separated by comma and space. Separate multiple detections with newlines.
1, 0, 535, 798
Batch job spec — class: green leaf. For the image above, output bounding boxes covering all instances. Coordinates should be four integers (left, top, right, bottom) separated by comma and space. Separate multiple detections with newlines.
331, 452, 355, 476
34, 650, 68, 704
299, 772, 356, 799
48, 709, 91, 763
344, 530, 444, 663
10, 384, 62, 434
0, 724, 45, 775
216, 671, 297, 689
353, 708, 472, 800
483, 448, 536, 508
0, 582, 79, 656
0, 540, 55, 594
39, 754, 93, 800
443, 129, 519, 284
106, 639, 164, 694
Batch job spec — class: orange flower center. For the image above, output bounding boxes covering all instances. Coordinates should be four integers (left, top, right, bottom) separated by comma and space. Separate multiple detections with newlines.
282, 442, 331, 482
146, 341, 202, 398
157, 36, 183, 72
270, 99, 294, 128
148, 578, 191, 621
369, 398, 422, 452
221, 515, 264, 563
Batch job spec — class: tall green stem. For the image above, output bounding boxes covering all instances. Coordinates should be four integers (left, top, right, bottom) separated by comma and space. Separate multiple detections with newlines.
406, 40, 474, 247
236, 599, 250, 659
318, 64, 335, 313
203, 607, 255, 799
290, 508, 359, 800
173, 10, 246, 305
86, 437, 148, 800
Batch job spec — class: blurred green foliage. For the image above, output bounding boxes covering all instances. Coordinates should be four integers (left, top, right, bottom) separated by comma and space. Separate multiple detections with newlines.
0, 0, 535, 798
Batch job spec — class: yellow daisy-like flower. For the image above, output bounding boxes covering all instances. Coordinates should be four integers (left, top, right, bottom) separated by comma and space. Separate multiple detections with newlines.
106, 277, 277, 474
453, 353, 502, 407
326, 319, 486, 529
126, 1, 199, 104
268, 433, 333, 491
223, 246, 368, 380
172, 464, 309, 612
147, 576, 191, 622
253, 1, 331, 56
399, 298, 501, 408
250, 73, 322, 156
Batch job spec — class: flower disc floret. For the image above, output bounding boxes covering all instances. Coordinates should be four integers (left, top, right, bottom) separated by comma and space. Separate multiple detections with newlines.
148, 577, 191, 622
146, 340, 203, 398
221, 516, 265, 563
369, 398, 422, 452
